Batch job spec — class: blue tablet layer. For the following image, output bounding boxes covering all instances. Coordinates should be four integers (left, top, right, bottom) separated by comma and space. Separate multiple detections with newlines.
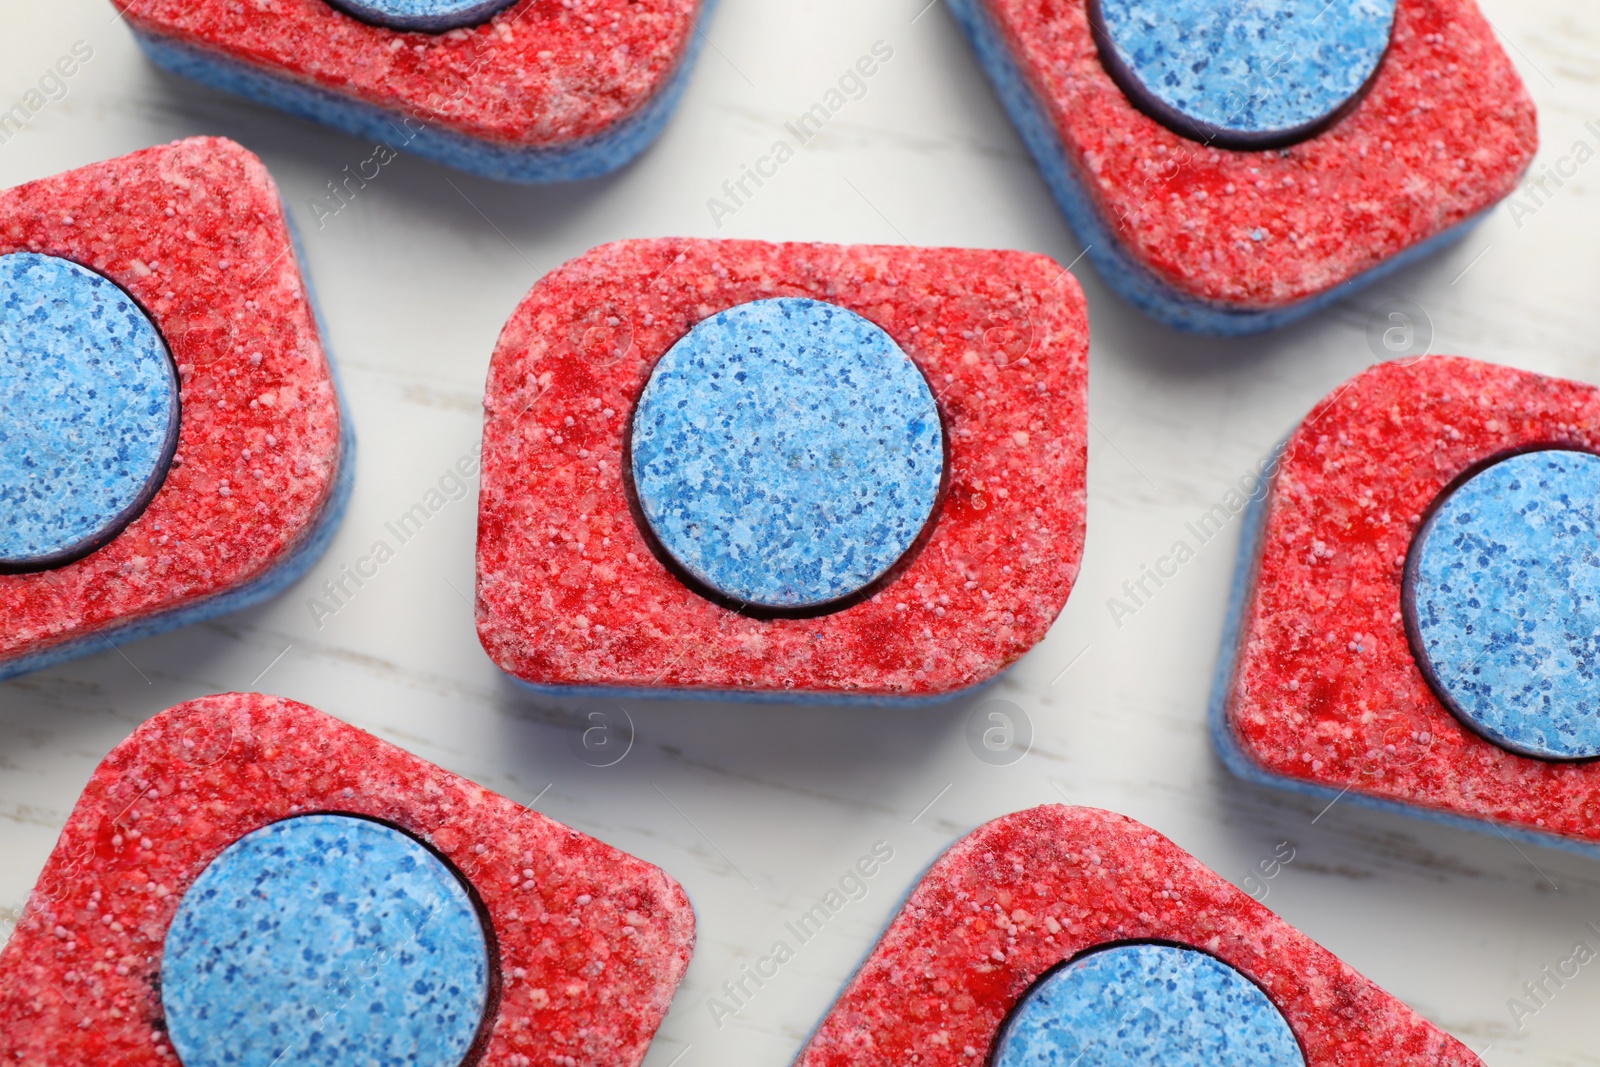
327, 0, 514, 32
162, 815, 490, 1067
1092, 0, 1396, 148
0, 253, 178, 572
994, 943, 1304, 1067
630, 297, 943, 611
1406, 450, 1600, 760
130, 4, 711, 184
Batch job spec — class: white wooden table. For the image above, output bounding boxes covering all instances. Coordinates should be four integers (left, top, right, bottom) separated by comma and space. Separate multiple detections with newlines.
4, 1, 1599, 1063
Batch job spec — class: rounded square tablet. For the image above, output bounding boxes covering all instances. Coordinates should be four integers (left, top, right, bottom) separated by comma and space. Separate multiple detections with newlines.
796, 805, 1477, 1066
0, 138, 351, 683
946, 0, 1537, 334
112, 0, 712, 183
1214, 356, 1600, 856
0, 692, 695, 1067
474, 238, 1089, 702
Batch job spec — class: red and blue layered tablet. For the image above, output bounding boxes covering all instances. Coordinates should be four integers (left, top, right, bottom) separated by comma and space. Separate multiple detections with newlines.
0, 138, 351, 682
1214, 356, 1600, 855
946, 0, 1536, 334
0, 692, 695, 1066
110, 0, 710, 183
475, 239, 1089, 701
795, 805, 1477, 1067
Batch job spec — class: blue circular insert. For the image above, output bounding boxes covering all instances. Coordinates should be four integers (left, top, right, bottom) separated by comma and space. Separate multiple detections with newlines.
995, 943, 1303, 1067
162, 815, 491, 1067
1091, 0, 1396, 148
0, 253, 178, 572
325, 0, 516, 31
630, 297, 943, 611
1406, 450, 1600, 760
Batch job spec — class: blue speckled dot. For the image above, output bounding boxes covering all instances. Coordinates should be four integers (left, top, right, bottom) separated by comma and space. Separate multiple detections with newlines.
1407, 450, 1600, 760
325, 0, 515, 31
1093, 0, 1396, 147
162, 815, 490, 1067
630, 297, 943, 611
0, 253, 178, 572
995, 943, 1304, 1067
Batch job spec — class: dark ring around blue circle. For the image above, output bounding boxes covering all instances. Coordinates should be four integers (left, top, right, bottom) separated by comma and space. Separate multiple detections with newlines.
160, 813, 499, 1067
1404, 446, 1600, 762
626, 297, 947, 618
0, 254, 181, 574
323, 0, 519, 32
992, 940, 1304, 1067
1087, 0, 1396, 150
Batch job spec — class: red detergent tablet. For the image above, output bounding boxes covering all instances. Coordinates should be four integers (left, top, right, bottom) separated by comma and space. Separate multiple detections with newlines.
796, 805, 1478, 1067
0, 692, 695, 1066
1214, 356, 1600, 856
111, 0, 711, 183
475, 238, 1089, 702
0, 138, 350, 683
946, 0, 1537, 334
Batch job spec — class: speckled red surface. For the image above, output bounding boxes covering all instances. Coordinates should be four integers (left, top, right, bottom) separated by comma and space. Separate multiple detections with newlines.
1224, 357, 1600, 847
0, 139, 342, 672
0, 693, 695, 1066
986, 0, 1536, 308
113, 0, 700, 147
796, 805, 1477, 1066
0, 139, 341, 670
475, 239, 1088, 698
